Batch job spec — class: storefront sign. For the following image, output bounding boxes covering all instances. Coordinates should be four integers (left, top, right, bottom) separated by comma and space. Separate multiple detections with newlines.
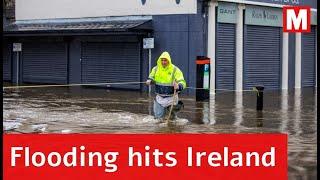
217, 2, 238, 24
245, 5, 283, 27
16, 0, 197, 20
244, 0, 316, 9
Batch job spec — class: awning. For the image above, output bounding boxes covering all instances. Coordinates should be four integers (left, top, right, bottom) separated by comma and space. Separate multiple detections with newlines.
4, 16, 153, 36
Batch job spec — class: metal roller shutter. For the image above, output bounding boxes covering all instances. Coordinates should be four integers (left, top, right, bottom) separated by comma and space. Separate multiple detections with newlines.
216, 23, 236, 90
3, 43, 11, 81
244, 25, 281, 90
22, 42, 68, 84
81, 42, 141, 90
302, 26, 316, 87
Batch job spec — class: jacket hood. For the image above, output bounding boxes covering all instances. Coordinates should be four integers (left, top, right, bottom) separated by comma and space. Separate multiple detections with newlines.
157, 51, 172, 69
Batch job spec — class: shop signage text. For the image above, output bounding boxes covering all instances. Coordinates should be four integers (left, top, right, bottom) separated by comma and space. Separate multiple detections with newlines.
217, 2, 237, 24
252, 10, 279, 20
271, 0, 300, 5
245, 5, 283, 27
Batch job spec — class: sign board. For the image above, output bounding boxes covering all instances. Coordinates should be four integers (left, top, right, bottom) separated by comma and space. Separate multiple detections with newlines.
16, 0, 197, 20
244, 0, 317, 9
245, 5, 283, 27
217, 2, 238, 24
143, 38, 154, 49
13, 43, 22, 52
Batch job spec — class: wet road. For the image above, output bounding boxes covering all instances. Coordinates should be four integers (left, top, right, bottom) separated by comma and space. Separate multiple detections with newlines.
3, 85, 317, 179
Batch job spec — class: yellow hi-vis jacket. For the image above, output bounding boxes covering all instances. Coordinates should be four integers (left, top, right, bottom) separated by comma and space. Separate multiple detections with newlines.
148, 51, 186, 93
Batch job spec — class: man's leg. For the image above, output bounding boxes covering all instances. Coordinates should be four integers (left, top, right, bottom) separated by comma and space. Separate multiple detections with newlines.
171, 100, 184, 120
153, 100, 166, 119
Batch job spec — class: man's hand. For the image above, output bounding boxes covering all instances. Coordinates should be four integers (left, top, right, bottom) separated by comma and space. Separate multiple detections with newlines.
146, 79, 152, 86
173, 81, 179, 90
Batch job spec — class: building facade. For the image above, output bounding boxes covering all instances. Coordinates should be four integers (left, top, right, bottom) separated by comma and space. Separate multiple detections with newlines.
209, 0, 317, 93
3, 0, 318, 95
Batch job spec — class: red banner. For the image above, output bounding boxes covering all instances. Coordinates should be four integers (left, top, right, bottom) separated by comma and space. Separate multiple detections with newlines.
3, 134, 287, 180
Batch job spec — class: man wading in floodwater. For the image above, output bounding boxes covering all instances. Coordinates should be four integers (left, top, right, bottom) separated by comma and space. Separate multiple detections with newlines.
146, 51, 186, 121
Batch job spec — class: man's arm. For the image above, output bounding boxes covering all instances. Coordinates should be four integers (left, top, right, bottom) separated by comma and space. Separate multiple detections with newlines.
146, 66, 157, 85
174, 68, 186, 91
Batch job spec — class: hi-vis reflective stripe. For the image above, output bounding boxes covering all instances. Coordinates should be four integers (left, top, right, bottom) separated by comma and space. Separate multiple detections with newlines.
156, 82, 173, 86
171, 66, 177, 83
149, 66, 158, 79
176, 79, 184, 83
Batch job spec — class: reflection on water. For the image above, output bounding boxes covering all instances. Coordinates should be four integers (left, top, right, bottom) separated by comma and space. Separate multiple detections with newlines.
3, 85, 317, 179
234, 92, 243, 133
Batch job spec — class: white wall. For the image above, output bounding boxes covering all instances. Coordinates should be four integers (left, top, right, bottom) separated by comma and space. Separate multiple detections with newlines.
16, 0, 197, 20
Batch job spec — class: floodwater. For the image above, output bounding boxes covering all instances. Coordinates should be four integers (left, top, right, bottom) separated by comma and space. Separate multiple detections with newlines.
3, 84, 317, 179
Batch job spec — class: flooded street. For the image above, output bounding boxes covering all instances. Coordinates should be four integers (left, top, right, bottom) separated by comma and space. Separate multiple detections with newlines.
3, 85, 317, 179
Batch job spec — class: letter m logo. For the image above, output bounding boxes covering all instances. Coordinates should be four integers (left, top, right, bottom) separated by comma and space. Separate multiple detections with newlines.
283, 6, 311, 33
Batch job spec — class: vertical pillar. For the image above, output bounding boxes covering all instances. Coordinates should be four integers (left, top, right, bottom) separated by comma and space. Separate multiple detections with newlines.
295, 33, 302, 88
207, 1, 217, 96
282, 32, 289, 90
315, 28, 317, 87
236, 4, 245, 91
